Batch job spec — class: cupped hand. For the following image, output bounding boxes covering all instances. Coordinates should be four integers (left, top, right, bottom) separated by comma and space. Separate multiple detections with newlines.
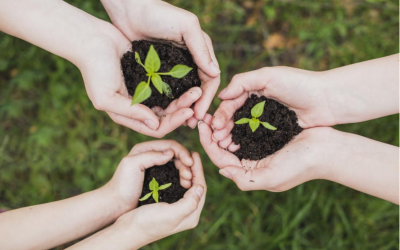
80, 22, 202, 137
101, 0, 221, 122
199, 113, 334, 192
112, 152, 206, 248
102, 140, 196, 216
211, 67, 336, 142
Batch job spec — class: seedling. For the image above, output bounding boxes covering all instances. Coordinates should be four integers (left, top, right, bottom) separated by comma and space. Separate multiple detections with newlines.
139, 178, 172, 203
131, 45, 193, 105
235, 101, 277, 132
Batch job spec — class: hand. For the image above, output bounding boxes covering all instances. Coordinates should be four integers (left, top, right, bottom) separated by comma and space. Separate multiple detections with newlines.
80, 23, 202, 137
103, 153, 206, 249
102, 140, 195, 217
100, 0, 221, 123
212, 67, 336, 143
199, 115, 334, 192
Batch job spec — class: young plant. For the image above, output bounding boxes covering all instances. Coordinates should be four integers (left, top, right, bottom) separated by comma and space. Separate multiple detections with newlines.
139, 178, 172, 203
131, 45, 193, 105
235, 101, 277, 132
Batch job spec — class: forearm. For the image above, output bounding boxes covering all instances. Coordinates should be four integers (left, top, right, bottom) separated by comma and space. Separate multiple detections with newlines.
68, 213, 147, 250
0, 0, 110, 67
0, 187, 121, 250
321, 54, 399, 124
320, 129, 399, 204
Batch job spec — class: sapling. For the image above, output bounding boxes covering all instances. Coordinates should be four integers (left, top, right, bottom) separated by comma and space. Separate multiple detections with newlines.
131, 45, 193, 105
139, 178, 172, 203
235, 101, 277, 132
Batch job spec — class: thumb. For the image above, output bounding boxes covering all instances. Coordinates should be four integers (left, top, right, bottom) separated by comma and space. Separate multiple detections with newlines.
105, 93, 160, 131
122, 150, 175, 171
168, 184, 204, 221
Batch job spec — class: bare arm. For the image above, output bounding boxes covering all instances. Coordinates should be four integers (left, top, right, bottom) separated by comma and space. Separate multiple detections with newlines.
322, 54, 399, 124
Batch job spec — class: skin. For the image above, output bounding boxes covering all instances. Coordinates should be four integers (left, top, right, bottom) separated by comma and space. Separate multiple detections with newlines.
199, 55, 399, 204
0, 140, 206, 249
100, 0, 221, 128
0, 0, 219, 138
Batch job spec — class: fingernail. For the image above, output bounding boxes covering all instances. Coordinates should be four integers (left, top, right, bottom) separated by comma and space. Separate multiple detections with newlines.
219, 169, 232, 179
212, 134, 218, 142
144, 119, 157, 130
192, 89, 202, 98
195, 185, 204, 197
210, 61, 221, 74
218, 89, 227, 98
197, 120, 203, 128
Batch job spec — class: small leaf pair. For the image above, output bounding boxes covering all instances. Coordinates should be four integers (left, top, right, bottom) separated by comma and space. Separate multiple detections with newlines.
235, 101, 277, 132
139, 178, 172, 203
131, 45, 193, 105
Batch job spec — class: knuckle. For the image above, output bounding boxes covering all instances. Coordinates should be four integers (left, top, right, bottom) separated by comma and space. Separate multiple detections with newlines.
120, 156, 134, 166
188, 219, 199, 229
92, 97, 106, 111
187, 13, 200, 25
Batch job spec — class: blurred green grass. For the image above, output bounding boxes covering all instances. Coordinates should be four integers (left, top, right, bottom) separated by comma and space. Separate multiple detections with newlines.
0, 0, 398, 249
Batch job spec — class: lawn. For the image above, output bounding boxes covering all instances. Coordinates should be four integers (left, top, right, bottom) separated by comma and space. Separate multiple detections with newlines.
0, 0, 398, 249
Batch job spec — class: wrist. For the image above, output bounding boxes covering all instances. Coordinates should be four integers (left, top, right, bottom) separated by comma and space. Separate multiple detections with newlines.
97, 185, 131, 222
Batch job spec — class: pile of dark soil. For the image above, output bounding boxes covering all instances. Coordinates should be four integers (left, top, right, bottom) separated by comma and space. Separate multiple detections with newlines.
232, 95, 303, 161
139, 161, 187, 206
121, 40, 201, 109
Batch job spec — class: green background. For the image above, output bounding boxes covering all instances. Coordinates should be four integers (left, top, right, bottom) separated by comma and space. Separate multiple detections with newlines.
0, 0, 398, 249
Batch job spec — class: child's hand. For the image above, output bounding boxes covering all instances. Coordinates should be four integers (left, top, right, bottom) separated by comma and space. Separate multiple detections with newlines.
199, 114, 334, 192
100, 0, 220, 123
102, 140, 195, 218
71, 152, 206, 249
212, 67, 335, 143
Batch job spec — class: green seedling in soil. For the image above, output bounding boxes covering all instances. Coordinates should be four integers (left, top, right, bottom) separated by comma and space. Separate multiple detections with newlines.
131, 45, 193, 105
139, 178, 172, 203
235, 101, 277, 132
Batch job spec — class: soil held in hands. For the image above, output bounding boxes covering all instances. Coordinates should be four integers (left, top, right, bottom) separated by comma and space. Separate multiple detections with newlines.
232, 95, 303, 161
139, 161, 187, 206
121, 40, 201, 109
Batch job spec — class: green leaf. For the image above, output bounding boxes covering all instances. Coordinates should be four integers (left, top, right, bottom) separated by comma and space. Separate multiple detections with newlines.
249, 119, 260, 132
166, 65, 193, 78
152, 191, 159, 203
151, 74, 164, 94
162, 82, 173, 98
261, 122, 277, 130
139, 192, 152, 201
131, 81, 151, 105
149, 178, 159, 191
159, 183, 172, 190
235, 118, 251, 124
251, 101, 266, 118
135, 52, 146, 69
145, 45, 161, 73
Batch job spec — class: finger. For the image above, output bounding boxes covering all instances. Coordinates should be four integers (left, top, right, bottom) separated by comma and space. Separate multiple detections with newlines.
167, 184, 204, 221
193, 70, 220, 120
198, 121, 242, 168
212, 119, 234, 141
122, 150, 174, 171
203, 113, 213, 125
180, 16, 220, 77
218, 134, 232, 149
218, 69, 267, 100
190, 152, 206, 186
187, 116, 198, 129
164, 87, 202, 114
102, 93, 160, 130
175, 159, 192, 189
192, 32, 220, 120
129, 140, 194, 166
228, 142, 240, 152
219, 166, 275, 191
108, 108, 194, 138
212, 93, 247, 130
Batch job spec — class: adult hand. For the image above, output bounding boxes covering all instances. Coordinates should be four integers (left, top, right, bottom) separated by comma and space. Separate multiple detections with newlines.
102, 140, 195, 217
80, 23, 202, 138
211, 67, 336, 143
100, 0, 221, 123
199, 115, 334, 192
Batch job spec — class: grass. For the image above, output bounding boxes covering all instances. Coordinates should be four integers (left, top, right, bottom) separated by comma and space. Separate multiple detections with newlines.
0, 0, 399, 249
